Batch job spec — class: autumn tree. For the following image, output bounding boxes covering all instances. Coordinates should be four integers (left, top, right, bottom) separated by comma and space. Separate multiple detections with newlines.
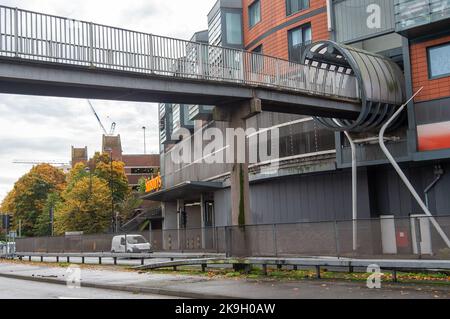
0, 164, 66, 237
54, 176, 112, 235
91, 152, 130, 204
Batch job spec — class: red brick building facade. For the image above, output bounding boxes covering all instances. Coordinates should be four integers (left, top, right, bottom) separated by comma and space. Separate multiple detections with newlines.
242, 0, 328, 57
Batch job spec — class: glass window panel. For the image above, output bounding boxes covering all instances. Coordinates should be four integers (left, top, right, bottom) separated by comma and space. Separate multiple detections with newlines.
249, 0, 261, 27
428, 43, 450, 78
286, 0, 310, 16
288, 25, 311, 62
226, 12, 243, 45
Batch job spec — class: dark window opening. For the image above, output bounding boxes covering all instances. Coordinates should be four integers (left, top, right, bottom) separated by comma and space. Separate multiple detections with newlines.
249, 0, 261, 28
288, 24, 312, 63
131, 168, 155, 175
286, 0, 309, 16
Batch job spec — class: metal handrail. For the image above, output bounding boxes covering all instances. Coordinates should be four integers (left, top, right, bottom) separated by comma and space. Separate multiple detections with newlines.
0, 5, 360, 100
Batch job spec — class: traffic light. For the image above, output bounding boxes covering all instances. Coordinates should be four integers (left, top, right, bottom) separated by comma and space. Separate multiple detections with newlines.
1, 214, 13, 230
7, 214, 13, 230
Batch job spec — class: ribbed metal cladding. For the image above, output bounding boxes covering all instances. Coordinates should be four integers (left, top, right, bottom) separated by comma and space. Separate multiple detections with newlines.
303, 41, 406, 132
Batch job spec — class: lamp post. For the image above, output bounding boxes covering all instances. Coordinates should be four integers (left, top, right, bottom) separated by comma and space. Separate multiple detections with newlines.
142, 126, 147, 155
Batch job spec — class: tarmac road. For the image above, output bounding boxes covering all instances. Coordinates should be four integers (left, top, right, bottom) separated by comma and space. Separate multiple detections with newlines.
0, 276, 181, 299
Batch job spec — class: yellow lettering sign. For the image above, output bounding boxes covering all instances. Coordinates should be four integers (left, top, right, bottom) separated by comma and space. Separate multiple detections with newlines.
145, 173, 162, 193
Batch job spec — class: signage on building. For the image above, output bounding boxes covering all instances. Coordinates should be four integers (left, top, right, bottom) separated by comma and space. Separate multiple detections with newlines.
145, 173, 162, 193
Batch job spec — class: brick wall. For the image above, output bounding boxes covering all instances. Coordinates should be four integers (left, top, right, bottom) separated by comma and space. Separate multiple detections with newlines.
410, 35, 450, 102
242, 0, 329, 59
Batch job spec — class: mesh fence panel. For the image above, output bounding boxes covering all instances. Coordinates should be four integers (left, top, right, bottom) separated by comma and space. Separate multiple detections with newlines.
14, 216, 450, 259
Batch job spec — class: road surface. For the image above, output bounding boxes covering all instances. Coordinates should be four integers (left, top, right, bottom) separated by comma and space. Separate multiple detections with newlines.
0, 276, 180, 299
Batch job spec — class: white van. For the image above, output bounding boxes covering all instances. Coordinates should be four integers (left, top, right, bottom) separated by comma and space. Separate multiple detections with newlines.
111, 235, 152, 253
0, 242, 15, 256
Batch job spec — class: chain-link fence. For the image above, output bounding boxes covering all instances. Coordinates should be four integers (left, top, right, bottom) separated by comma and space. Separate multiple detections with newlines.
15, 215, 450, 259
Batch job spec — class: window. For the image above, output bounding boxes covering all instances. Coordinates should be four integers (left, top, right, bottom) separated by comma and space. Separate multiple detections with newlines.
286, 0, 309, 16
428, 43, 450, 79
252, 45, 263, 54
131, 168, 155, 175
288, 24, 312, 63
249, 0, 261, 28
225, 12, 243, 45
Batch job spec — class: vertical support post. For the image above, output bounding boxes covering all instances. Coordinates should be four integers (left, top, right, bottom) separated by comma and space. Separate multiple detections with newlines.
141, 258, 144, 266
316, 265, 321, 279
262, 264, 268, 276
40, 256, 43, 263
14, 7, 19, 57
201, 264, 207, 272
148, 34, 154, 72
82, 257, 85, 264
200, 194, 206, 250
99, 257, 102, 265
273, 224, 278, 257
344, 131, 357, 252
89, 22, 94, 66
67, 257, 70, 263
56, 256, 59, 263
334, 220, 340, 257
29, 256, 31, 262
113, 257, 117, 265
392, 269, 398, 283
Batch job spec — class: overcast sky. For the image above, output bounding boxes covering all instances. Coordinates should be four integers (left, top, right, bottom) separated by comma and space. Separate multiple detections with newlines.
0, 0, 215, 202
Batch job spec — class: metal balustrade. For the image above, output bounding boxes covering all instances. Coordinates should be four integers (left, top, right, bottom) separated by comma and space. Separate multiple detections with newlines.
0, 5, 359, 100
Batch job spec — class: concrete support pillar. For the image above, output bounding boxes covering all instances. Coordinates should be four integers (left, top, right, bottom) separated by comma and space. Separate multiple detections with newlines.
177, 199, 185, 250
214, 98, 261, 226
200, 194, 206, 249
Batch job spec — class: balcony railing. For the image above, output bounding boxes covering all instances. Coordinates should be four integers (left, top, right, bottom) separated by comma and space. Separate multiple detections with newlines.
395, 0, 450, 33
0, 5, 359, 100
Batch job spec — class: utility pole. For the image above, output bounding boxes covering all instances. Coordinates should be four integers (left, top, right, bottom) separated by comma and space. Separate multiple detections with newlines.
142, 126, 147, 155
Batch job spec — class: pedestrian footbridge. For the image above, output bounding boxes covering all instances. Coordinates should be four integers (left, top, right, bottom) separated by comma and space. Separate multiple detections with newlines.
0, 5, 405, 130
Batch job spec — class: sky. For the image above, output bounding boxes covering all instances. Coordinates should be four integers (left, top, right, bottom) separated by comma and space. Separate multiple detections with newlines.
0, 0, 216, 202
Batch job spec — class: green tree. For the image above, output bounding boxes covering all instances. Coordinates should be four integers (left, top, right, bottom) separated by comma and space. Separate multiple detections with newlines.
54, 176, 112, 235
0, 164, 66, 237
33, 192, 61, 236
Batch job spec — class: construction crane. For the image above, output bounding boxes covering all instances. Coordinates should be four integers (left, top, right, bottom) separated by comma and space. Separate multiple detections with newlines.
12, 160, 70, 166
87, 100, 108, 135
87, 100, 117, 136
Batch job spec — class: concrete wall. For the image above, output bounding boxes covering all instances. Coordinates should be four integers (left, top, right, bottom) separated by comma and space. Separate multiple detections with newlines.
185, 205, 202, 228
248, 169, 371, 224
214, 188, 232, 227
212, 161, 450, 227
162, 202, 178, 230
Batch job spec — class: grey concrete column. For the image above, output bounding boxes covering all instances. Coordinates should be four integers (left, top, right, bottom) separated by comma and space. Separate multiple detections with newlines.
214, 98, 261, 226
200, 194, 206, 249
176, 199, 185, 250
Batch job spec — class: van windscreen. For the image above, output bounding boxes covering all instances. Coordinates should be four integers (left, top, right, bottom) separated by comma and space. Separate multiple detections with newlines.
127, 236, 147, 244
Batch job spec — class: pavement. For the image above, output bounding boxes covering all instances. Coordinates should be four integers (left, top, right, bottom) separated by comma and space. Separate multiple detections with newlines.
0, 260, 450, 299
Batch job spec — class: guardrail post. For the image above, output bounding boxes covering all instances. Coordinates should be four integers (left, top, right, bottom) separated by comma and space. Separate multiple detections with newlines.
14, 7, 18, 57
275, 60, 280, 86
89, 22, 94, 67
148, 34, 154, 72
